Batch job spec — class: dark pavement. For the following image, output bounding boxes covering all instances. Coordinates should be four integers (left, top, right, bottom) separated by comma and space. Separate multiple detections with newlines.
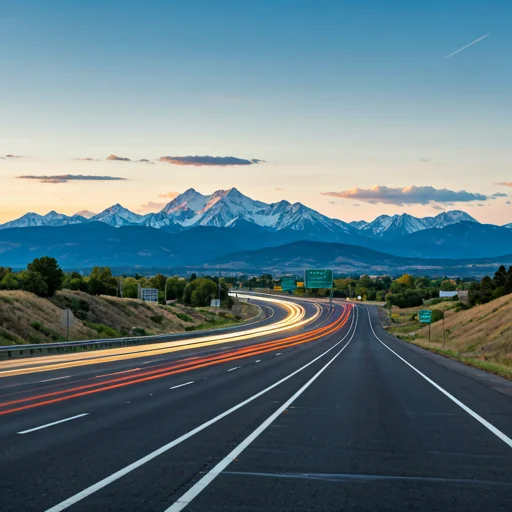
1, 297, 511, 512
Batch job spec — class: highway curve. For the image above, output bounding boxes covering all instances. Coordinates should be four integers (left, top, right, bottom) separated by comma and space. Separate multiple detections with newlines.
0, 295, 511, 512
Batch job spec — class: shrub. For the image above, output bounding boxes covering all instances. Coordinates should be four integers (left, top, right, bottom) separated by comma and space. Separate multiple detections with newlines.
131, 327, 147, 336
85, 321, 122, 338
149, 314, 164, 324
176, 313, 193, 322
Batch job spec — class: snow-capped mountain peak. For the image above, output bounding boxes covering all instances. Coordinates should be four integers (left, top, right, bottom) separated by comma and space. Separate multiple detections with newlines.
161, 188, 209, 215
91, 204, 143, 227
353, 210, 480, 240
75, 210, 96, 219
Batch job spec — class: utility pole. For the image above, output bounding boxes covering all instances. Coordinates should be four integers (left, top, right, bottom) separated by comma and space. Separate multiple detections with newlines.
218, 271, 221, 304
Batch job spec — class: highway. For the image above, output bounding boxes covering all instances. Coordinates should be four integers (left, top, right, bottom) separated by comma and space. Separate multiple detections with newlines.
0, 294, 511, 511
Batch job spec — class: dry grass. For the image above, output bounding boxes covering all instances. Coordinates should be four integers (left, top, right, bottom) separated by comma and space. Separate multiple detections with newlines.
0, 290, 259, 345
386, 295, 512, 379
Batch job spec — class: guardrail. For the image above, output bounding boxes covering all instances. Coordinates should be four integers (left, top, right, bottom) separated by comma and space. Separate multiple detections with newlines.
0, 300, 265, 361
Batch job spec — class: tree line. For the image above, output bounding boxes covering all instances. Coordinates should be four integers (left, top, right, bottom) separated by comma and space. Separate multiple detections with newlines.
0, 259, 230, 308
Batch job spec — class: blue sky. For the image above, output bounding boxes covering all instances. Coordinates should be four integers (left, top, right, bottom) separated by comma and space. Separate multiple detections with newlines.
1, 0, 511, 223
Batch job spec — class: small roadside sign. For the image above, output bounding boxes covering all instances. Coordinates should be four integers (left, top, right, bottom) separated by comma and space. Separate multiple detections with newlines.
418, 310, 433, 324
273, 286, 283, 291
297, 281, 304, 288
281, 276, 296, 291
141, 288, 158, 302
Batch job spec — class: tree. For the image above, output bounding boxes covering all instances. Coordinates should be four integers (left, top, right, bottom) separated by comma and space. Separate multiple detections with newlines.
87, 267, 117, 296
165, 276, 187, 301
414, 277, 430, 289
494, 265, 507, 287
150, 274, 166, 291
0, 272, 20, 290
27, 256, 63, 297
182, 278, 218, 307
122, 277, 139, 298
440, 279, 456, 291
18, 270, 48, 297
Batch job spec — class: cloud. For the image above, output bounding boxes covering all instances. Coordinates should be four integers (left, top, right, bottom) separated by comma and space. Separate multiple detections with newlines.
5, 154, 23, 158
136, 201, 167, 213
491, 192, 508, 199
106, 154, 131, 161
75, 157, 97, 161
431, 205, 445, 211
419, 158, 431, 162
495, 182, 512, 188
17, 174, 127, 184
321, 185, 487, 206
159, 155, 264, 166
137, 159, 153, 164
158, 191, 180, 199
275, 187, 286, 191
507, 201, 511, 205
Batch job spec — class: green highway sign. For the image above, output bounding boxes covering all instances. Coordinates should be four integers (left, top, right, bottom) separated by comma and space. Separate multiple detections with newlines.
418, 309, 433, 324
281, 276, 296, 291
304, 269, 333, 289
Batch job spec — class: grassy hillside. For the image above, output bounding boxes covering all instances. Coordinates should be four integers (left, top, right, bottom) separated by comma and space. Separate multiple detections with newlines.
0, 290, 258, 345
386, 296, 512, 379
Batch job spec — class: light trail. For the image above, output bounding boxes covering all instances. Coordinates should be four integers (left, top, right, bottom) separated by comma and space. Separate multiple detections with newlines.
0, 305, 352, 416
0, 296, 313, 377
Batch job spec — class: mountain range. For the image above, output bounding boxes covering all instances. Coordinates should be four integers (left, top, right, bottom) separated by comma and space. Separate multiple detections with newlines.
1, 187, 512, 273
0, 187, 488, 240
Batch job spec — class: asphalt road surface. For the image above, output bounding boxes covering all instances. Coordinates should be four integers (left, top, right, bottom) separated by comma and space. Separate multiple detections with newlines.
1, 295, 511, 512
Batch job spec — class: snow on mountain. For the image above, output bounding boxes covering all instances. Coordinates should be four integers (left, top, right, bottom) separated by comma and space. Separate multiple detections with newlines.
90, 204, 144, 227
250, 200, 292, 228
427, 210, 477, 228
349, 220, 369, 230
354, 210, 480, 240
139, 212, 183, 232
161, 188, 209, 215
504, 223, 512, 229
190, 188, 268, 227
0, 211, 87, 230
75, 210, 96, 219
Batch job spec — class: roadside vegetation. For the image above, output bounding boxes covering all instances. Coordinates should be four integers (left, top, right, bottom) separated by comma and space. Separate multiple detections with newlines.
0, 257, 259, 345
386, 294, 512, 380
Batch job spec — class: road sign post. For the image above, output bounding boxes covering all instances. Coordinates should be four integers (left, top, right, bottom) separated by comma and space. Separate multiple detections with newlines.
281, 276, 296, 292
60, 308, 75, 341
418, 309, 433, 342
304, 269, 333, 289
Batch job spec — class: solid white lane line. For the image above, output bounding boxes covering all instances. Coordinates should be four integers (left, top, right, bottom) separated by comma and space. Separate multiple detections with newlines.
17, 413, 89, 435
170, 381, 194, 390
276, 353, 282, 356
165, 308, 359, 511
95, 368, 141, 378
227, 367, 240, 372
255, 360, 261, 363
40, 376, 71, 383
45, 307, 356, 512
364, 306, 512, 450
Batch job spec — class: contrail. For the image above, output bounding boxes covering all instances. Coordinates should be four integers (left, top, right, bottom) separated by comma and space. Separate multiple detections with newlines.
444, 33, 489, 59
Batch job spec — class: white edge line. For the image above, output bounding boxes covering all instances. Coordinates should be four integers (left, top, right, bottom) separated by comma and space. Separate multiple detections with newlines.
227, 367, 240, 372
165, 307, 359, 511
17, 413, 89, 435
170, 381, 194, 390
44, 305, 355, 512
40, 376, 71, 383
363, 305, 512, 449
